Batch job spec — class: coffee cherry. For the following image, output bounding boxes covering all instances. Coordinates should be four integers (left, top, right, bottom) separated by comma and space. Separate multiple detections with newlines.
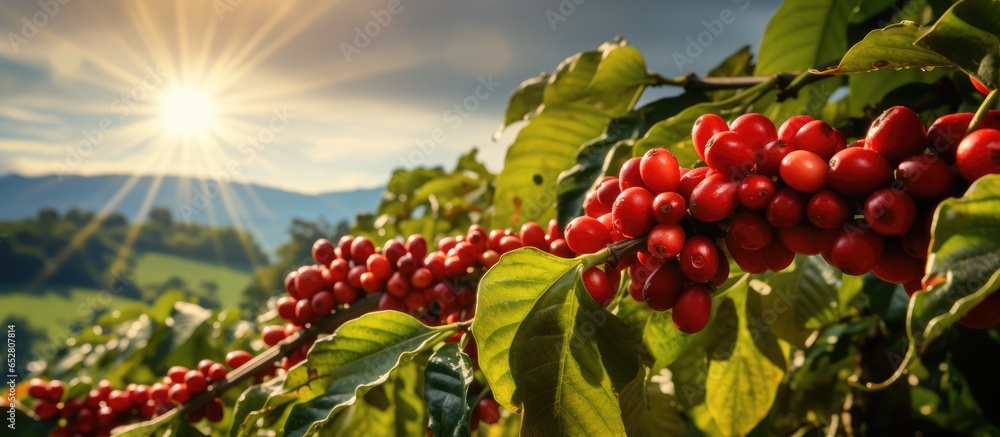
584, 191, 611, 217
582, 267, 615, 307
955, 128, 1000, 183
612, 187, 655, 238
350, 237, 376, 265
366, 254, 392, 281
284, 271, 300, 299
865, 106, 927, 165
262, 325, 287, 347
872, 242, 925, 284
647, 224, 686, 259
737, 174, 775, 210
476, 397, 502, 425
28, 378, 48, 399
34, 399, 58, 420
827, 147, 893, 198
333, 281, 359, 304
294, 266, 323, 300
806, 190, 850, 230
564, 216, 612, 254
766, 188, 806, 229
168, 366, 189, 384
927, 112, 973, 163
207, 363, 227, 382
225, 351, 252, 369
828, 227, 885, 276
692, 113, 729, 162
777, 223, 837, 255
958, 291, 1000, 329
519, 222, 548, 250
643, 263, 685, 311
863, 189, 917, 236
651, 191, 687, 224
895, 154, 955, 200
760, 239, 795, 271
792, 120, 843, 161
185, 370, 208, 394
168, 383, 191, 404
549, 239, 575, 258
496, 235, 523, 254
312, 238, 336, 266
311, 290, 335, 315
639, 148, 681, 193
627, 261, 652, 302
755, 139, 794, 177
689, 173, 739, 222
705, 131, 754, 177
724, 232, 767, 274
405, 234, 428, 260
295, 299, 315, 324
618, 157, 645, 190
729, 209, 774, 250
778, 115, 815, 143
360, 271, 383, 293
107, 389, 132, 412
731, 113, 777, 150
780, 150, 827, 193
710, 255, 730, 286
679, 236, 719, 283
672, 284, 713, 334
970, 75, 991, 95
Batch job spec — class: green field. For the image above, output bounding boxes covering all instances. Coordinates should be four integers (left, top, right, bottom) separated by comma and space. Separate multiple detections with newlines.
1, 252, 254, 349
133, 252, 253, 308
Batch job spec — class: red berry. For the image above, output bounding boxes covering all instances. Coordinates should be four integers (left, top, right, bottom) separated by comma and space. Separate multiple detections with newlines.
383, 239, 407, 265
519, 222, 547, 250
584, 191, 610, 217
595, 178, 622, 211
872, 241, 925, 284
28, 378, 48, 399
284, 271, 300, 299
651, 191, 687, 224
711, 255, 730, 286
672, 284, 713, 334
806, 190, 850, 230
411, 267, 433, 289
730, 113, 777, 151
895, 154, 955, 200
689, 173, 739, 222
350, 237, 376, 265
677, 166, 710, 201
185, 370, 208, 394
639, 148, 681, 193
548, 238, 574, 258
724, 232, 767, 274
643, 263, 685, 311
679, 236, 719, 283
476, 398, 501, 425
277, 296, 297, 323
366, 254, 392, 281
378, 293, 407, 312
692, 113, 729, 162
955, 128, 1000, 183
294, 266, 324, 299
496, 235, 523, 254
865, 106, 927, 165
618, 157, 645, 190
729, 210, 774, 250
107, 389, 132, 412
863, 189, 917, 236
168, 383, 191, 404
612, 187, 655, 238
927, 112, 973, 163
582, 267, 615, 307
360, 271, 383, 293
347, 266, 367, 290
295, 299, 315, 324
760, 239, 795, 271
312, 238, 336, 266
168, 366, 188, 384
225, 350, 253, 369
777, 223, 837, 255
647, 224, 686, 259
333, 281, 359, 304
311, 290, 335, 315
828, 227, 885, 276
971, 75, 991, 95
737, 174, 775, 210
262, 325, 286, 346
827, 147, 893, 198
792, 120, 843, 161
627, 261, 652, 302
207, 363, 227, 382
766, 188, 806, 229
34, 399, 58, 419
405, 234, 428, 260
778, 115, 815, 143
780, 150, 827, 193
755, 139, 794, 177
705, 131, 754, 177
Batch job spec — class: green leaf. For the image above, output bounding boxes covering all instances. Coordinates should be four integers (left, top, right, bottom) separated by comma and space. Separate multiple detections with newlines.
755, 0, 855, 121
493, 40, 649, 227
813, 21, 954, 74
230, 376, 290, 437
915, 0, 1000, 89
494, 73, 549, 138
555, 92, 709, 227
869, 175, 1000, 388
618, 371, 687, 437
274, 311, 455, 437
750, 256, 845, 348
643, 307, 710, 372
845, 67, 947, 118
110, 409, 180, 436
705, 280, 786, 437
471, 248, 638, 436
424, 343, 474, 437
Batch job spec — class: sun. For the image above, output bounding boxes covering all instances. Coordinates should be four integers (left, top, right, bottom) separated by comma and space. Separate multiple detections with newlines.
160, 87, 216, 136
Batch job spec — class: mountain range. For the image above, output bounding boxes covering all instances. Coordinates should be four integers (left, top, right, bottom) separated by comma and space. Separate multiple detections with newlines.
0, 174, 383, 252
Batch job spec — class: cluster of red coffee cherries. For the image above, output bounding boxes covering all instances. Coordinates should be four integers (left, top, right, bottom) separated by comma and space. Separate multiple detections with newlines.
26, 357, 235, 436
565, 105, 1000, 333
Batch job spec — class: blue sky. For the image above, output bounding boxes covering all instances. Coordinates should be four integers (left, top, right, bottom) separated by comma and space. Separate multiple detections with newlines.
0, 0, 781, 194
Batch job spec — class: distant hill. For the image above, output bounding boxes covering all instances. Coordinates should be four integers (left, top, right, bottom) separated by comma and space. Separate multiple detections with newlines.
0, 174, 382, 252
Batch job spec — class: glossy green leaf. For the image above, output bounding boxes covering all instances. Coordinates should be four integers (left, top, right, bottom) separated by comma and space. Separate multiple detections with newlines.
870, 175, 1000, 388
555, 92, 708, 227
915, 0, 1000, 89
751, 256, 844, 348
755, 0, 854, 121
261, 311, 455, 437
471, 247, 638, 436
493, 40, 649, 227
495, 73, 549, 138
705, 280, 786, 437
230, 376, 290, 437
424, 343, 474, 437
813, 21, 954, 74
619, 371, 687, 437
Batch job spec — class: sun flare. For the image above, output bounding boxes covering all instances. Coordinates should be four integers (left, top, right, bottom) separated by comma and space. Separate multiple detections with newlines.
161, 87, 216, 136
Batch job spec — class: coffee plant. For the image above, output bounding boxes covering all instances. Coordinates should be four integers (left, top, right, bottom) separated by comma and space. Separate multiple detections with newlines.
12, 0, 1000, 435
